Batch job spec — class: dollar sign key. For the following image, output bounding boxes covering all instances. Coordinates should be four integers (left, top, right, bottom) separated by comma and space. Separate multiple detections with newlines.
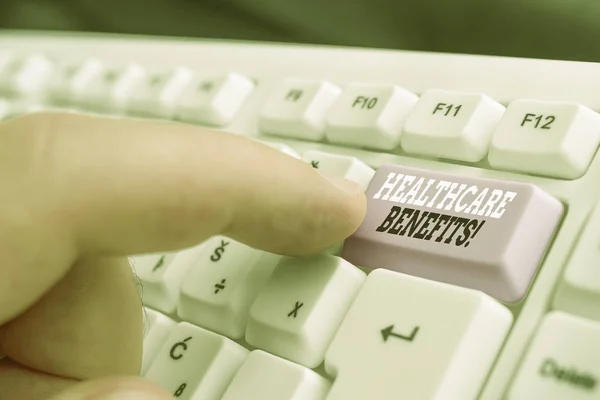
210, 239, 230, 262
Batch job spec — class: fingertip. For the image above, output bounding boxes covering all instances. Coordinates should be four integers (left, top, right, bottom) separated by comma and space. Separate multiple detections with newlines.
306, 176, 367, 254
317, 175, 367, 236
323, 175, 364, 198
224, 172, 367, 256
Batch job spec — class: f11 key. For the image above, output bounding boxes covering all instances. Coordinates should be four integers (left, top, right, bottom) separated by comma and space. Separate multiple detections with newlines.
341, 164, 563, 302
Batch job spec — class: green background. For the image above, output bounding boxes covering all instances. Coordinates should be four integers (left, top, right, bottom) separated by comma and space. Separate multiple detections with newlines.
0, 0, 598, 62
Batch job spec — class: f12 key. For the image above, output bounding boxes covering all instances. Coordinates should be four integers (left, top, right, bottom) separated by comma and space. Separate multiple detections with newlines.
342, 164, 564, 302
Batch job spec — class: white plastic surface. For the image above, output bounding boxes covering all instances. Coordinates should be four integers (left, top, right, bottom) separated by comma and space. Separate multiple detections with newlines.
488, 100, 600, 179
177, 72, 254, 126
80, 62, 146, 111
127, 66, 194, 118
221, 350, 331, 400
259, 79, 341, 140
142, 307, 176, 375
178, 236, 280, 339
144, 322, 248, 400
47, 58, 104, 102
401, 89, 505, 162
508, 312, 600, 399
131, 245, 205, 314
324, 269, 512, 400
301, 150, 375, 191
0, 54, 54, 96
553, 202, 600, 321
325, 83, 418, 150
246, 255, 365, 368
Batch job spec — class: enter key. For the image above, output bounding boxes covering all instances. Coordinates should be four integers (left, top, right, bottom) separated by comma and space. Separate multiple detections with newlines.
341, 163, 564, 303
324, 269, 512, 400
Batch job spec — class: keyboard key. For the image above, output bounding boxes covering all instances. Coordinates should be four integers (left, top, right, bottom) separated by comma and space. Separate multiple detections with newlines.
0, 54, 54, 97
128, 67, 194, 119
0, 51, 13, 75
325, 269, 512, 400
178, 236, 280, 339
0, 51, 15, 94
132, 244, 205, 314
488, 99, 600, 179
246, 254, 365, 368
221, 350, 331, 400
81, 63, 146, 111
257, 140, 301, 158
177, 73, 254, 126
508, 312, 600, 399
341, 163, 563, 302
325, 83, 417, 150
145, 322, 248, 400
301, 150, 375, 191
4, 104, 79, 120
0, 98, 12, 120
259, 79, 341, 141
2, 103, 38, 120
554, 202, 600, 321
142, 308, 176, 375
47, 58, 105, 105
401, 89, 505, 162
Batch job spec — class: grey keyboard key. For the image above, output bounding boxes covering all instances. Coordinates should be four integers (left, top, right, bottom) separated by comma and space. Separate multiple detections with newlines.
341, 164, 563, 302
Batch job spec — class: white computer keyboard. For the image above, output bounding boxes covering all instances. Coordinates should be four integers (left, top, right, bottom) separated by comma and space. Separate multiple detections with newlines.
1, 30, 600, 400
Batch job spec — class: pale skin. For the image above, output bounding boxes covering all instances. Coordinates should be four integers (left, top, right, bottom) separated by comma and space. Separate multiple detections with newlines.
0, 113, 367, 399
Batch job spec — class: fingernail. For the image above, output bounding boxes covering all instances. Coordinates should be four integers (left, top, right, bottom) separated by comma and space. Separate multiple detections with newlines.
324, 176, 363, 197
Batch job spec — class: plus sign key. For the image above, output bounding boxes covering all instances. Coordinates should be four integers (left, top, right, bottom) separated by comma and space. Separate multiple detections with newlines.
324, 269, 512, 399
178, 236, 281, 339
341, 163, 563, 302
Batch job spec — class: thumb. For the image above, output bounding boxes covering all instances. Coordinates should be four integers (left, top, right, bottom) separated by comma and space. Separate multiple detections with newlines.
47, 377, 171, 400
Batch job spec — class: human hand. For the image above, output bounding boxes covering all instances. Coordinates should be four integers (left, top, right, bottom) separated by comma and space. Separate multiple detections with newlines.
0, 113, 366, 399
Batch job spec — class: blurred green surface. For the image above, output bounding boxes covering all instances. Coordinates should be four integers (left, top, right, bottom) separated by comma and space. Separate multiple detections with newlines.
0, 0, 599, 62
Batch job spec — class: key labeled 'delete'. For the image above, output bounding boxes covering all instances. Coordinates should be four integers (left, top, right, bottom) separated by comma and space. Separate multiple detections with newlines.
341, 164, 563, 302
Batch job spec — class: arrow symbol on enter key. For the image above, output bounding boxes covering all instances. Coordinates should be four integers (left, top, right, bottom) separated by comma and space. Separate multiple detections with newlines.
381, 325, 419, 343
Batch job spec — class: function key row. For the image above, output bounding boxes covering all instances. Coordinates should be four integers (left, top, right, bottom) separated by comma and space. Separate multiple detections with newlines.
0, 53, 254, 126
1, 53, 599, 180
260, 79, 600, 180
